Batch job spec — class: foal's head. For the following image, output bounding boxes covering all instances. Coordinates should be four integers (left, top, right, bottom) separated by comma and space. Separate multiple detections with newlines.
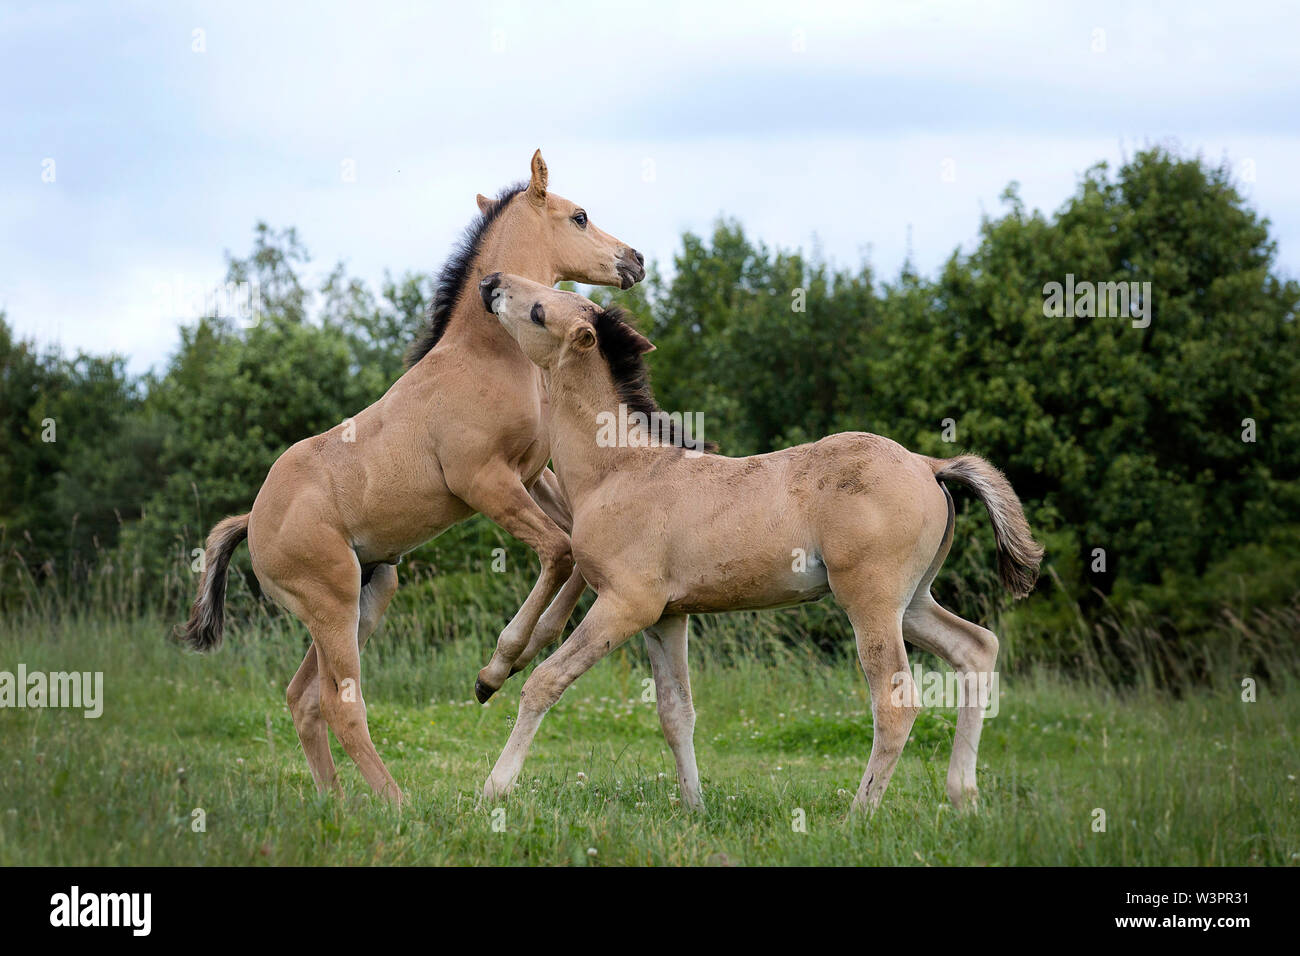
481, 273, 714, 453
406, 150, 644, 368
478, 272, 652, 371
483, 150, 646, 290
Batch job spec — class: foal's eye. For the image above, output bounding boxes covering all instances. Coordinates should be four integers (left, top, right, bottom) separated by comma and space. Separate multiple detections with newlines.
572, 210, 587, 229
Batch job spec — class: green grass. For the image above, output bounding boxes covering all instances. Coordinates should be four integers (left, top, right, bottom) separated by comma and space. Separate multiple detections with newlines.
1, 611, 1297, 866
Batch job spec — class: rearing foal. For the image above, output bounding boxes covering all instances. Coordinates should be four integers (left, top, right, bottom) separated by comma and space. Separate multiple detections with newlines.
478, 274, 1044, 812
178, 152, 644, 803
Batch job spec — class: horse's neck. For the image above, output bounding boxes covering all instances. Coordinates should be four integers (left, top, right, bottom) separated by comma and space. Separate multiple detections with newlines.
547, 372, 636, 497
427, 247, 555, 361
439, 295, 532, 358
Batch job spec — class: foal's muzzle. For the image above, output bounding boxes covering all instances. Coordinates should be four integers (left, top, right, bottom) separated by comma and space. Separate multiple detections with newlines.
616, 249, 646, 290
479, 272, 504, 311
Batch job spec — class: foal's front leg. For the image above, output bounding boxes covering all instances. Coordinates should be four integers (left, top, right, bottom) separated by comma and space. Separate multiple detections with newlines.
457, 467, 575, 702
504, 469, 590, 676
483, 595, 656, 801
508, 566, 586, 674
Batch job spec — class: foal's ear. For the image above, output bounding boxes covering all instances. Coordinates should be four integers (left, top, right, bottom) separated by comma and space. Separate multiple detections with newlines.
475, 193, 493, 215
570, 325, 597, 351
528, 149, 548, 205
625, 325, 656, 354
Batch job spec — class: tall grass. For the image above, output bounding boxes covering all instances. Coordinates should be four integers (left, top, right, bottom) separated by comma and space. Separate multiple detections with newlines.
3, 530, 1297, 696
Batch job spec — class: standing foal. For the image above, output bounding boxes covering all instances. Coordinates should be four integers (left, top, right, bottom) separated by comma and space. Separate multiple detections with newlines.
478, 274, 1043, 812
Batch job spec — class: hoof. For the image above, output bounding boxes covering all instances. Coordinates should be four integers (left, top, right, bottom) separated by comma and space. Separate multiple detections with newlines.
474, 678, 497, 704
948, 787, 980, 811
482, 777, 512, 804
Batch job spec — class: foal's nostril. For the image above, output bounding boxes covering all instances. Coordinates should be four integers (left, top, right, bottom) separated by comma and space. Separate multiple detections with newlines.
634, 250, 645, 267
479, 272, 502, 311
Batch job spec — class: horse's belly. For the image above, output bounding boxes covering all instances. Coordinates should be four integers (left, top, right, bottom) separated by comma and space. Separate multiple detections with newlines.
663, 556, 831, 615
351, 494, 475, 564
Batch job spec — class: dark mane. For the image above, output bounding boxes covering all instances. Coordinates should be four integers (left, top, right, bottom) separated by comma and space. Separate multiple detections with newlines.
404, 181, 528, 368
593, 306, 716, 453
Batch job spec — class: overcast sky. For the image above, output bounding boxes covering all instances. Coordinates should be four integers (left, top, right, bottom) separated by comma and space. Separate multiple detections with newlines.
4, 0, 1298, 374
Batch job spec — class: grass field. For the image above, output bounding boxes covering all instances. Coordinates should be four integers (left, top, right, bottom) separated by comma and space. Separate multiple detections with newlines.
1, 610, 1297, 866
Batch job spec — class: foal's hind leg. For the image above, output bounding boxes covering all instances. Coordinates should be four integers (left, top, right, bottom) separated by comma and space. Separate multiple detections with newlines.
286, 646, 334, 791
311, 600, 402, 803
903, 595, 998, 809
644, 614, 703, 811
357, 564, 400, 651
832, 578, 920, 813
274, 542, 401, 802
286, 564, 398, 792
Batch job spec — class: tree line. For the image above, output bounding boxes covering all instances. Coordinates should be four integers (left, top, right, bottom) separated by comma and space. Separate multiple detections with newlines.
3, 149, 1297, 677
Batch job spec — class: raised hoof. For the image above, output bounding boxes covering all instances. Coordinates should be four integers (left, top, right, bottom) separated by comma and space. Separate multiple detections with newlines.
474, 678, 497, 704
